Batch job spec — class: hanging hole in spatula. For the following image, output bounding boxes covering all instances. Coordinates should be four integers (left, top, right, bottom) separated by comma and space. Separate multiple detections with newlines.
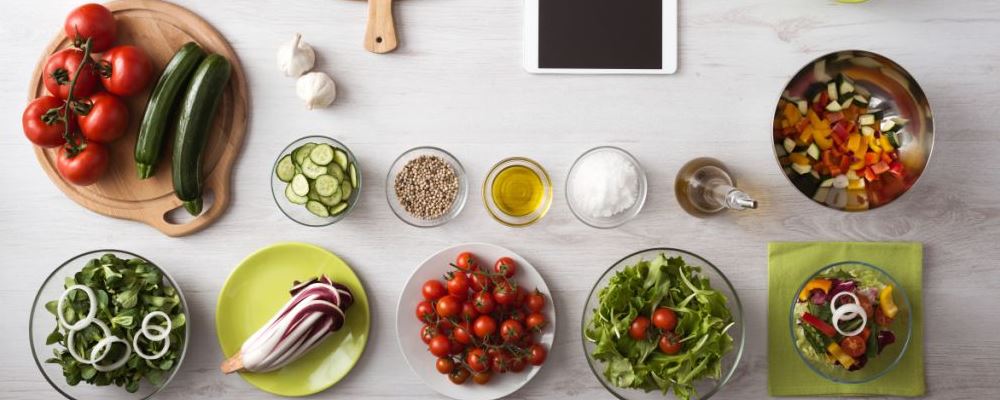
362, 0, 398, 53
164, 190, 216, 225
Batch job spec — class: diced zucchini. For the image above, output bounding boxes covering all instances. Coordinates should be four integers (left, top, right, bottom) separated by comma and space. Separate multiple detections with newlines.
333, 149, 349, 172
839, 80, 855, 96
291, 174, 309, 196
791, 163, 812, 175
820, 178, 834, 188
340, 181, 353, 202
293, 143, 316, 166
825, 100, 842, 112
807, 144, 820, 160
839, 97, 854, 110
796, 100, 808, 116
827, 82, 839, 101
775, 143, 788, 157
306, 201, 329, 217
886, 131, 902, 148
853, 94, 869, 105
329, 203, 349, 216
861, 126, 875, 136
880, 119, 896, 132
810, 170, 821, 180
309, 144, 335, 165
314, 175, 339, 197
859, 114, 876, 126
783, 138, 796, 154
349, 164, 358, 188
813, 187, 830, 202
301, 159, 328, 179
275, 155, 295, 182
832, 175, 849, 189
285, 183, 308, 204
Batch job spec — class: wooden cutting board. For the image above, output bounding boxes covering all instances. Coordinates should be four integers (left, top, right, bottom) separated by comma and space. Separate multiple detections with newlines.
29, 0, 248, 237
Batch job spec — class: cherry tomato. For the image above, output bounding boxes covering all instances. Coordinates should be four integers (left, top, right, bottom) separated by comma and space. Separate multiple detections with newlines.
525, 289, 546, 313
98, 45, 153, 96
652, 307, 677, 331
525, 313, 546, 332
513, 286, 527, 307
466, 348, 489, 372
509, 356, 527, 373
44, 48, 99, 100
436, 357, 455, 374
528, 344, 547, 366
472, 371, 492, 385
493, 281, 516, 306
416, 300, 435, 322
856, 294, 875, 318
435, 295, 462, 319
446, 272, 470, 299
875, 307, 894, 327
22, 96, 70, 147
490, 350, 513, 373
428, 335, 452, 357
629, 316, 651, 340
420, 324, 438, 344
460, 301, 479, 321
473, 315, 497, 338
448, 367, 470, 384
494, 257, 517, 278
64, 3, 117, 52
455, 252, 478, 272
453, 322, 473, 345
469, 271, 492, 292
658, 332, 682, 355
436, 318, 455, 332
422, 279, 446, 300
449, 339, 466, 355
472, 291, 496, 315
77, 91, 128, 143
840, 335, 867, 358
500, 319, 525, 343
507, 308, 527, 325
56, 142, 108, 186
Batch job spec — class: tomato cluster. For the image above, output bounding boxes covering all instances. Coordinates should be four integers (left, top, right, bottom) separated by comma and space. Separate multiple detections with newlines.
23, 3, 153, 185
629, 307, 682, 355
417, 252, 550, 385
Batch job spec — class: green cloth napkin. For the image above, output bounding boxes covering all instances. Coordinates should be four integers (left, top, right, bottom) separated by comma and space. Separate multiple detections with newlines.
767, 242, 925, 397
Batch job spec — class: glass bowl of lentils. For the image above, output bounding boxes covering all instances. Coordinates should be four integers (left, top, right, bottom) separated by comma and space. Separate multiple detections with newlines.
386, 146, 469, 227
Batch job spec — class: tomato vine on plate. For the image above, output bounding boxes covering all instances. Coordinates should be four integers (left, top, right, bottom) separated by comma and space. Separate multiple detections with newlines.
415, 252, 551, 385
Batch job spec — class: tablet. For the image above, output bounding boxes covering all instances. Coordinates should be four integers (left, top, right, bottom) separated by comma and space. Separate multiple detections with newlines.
524, 0, 677, 74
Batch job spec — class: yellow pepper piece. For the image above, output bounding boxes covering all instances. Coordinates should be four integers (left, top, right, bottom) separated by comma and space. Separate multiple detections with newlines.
868, 137, 883, 153
857, 135, 869, 154
813, 127, 833, 150
789, 153, 811, 166
879, 285, 899, 318
849, 157, 866, 171
848, 179, 865, 190
808, 110, 823, 126
798, 278, 833, 301
847, 134, 861, 154
880, 135, 895, 152
827, 342, 855, 368
784, 103, 802, 125
797, 127, 814, 146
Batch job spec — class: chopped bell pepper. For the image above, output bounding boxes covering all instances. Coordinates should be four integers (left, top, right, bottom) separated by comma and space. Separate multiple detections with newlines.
880, 135, 895, 152
879, 285, 899, 318
802, 312, 837, 337
888, 161, 904, 176
790, 153, 811, 166
827, 342, 856, 368
847, 134, 861, 155
864, 152, 879, 166
872, 161, 890, 175
783, 103, 802, 125
798, 278, 833, 301
849, 156, 866, 171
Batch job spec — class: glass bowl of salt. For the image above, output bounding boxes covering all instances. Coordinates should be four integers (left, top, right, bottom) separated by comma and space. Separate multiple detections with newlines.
566, 146, 647, 229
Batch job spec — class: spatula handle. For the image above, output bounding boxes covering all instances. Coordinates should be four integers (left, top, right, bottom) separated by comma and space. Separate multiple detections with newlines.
365, 0, 398, 53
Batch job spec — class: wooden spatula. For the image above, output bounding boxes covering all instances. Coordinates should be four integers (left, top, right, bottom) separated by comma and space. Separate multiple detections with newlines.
364, 0, 398, 53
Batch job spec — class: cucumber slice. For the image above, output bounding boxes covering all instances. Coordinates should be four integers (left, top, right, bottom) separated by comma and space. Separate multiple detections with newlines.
349, 163, 358, 188
307, 189, 320, 201
329, 203, 349, 216
301, 159, 328, 179
285, 183, 308, 204
306, 201, 329, 217
314, 175, 339, 197
291, 174, 309, 196
340, 180, 353, 201
319, 193, 342, 207
327, 162, 345, 181
333, 149, 349, 171
309, 144, 335, 165
293, 143, 316, 166
275, 155, 295, 182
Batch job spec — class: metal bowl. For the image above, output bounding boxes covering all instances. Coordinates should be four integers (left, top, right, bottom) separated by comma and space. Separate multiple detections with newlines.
772, 50, 934, 211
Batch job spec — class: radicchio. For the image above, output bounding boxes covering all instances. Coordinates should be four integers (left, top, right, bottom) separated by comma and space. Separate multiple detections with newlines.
827, 279, 857, 303
877, 330, 896, 354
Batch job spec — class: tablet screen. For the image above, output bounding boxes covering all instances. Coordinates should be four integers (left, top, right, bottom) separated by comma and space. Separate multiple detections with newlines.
538, 0, 662, 69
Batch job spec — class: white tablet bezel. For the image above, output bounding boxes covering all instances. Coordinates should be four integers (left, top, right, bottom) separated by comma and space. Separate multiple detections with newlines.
523, 0, 677, 74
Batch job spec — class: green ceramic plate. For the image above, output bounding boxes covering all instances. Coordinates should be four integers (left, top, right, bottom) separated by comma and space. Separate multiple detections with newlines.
215, 242, 370, 396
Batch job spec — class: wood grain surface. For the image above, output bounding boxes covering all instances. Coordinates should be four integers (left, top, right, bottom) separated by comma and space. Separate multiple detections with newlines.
28, 0, 249, 237
2, 1, 999, 399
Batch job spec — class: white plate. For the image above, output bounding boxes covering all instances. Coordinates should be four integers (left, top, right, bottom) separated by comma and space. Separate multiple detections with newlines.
395, 243, 556, 400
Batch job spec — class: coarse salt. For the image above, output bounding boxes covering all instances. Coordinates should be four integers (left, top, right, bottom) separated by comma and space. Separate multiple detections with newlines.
569, 150, 639, 218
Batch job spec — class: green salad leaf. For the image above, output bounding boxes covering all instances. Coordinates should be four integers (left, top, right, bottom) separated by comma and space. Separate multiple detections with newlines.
585, 254, 735, 400
44, 254, 185, 393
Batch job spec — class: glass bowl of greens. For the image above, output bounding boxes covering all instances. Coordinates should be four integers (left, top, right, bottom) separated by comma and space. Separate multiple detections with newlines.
582, 248, 744, 400
789, 261, 911, 384
29, 250, 189, 399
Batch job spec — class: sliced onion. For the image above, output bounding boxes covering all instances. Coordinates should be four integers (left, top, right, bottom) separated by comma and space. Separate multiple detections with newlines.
57, 285, 97, 331
133, 325, 171, 360
91, 335, 132, 372
67, 319, 110, 364
832, 303, 867, 337
830, 292, 860, 320
141, 311, 172, 341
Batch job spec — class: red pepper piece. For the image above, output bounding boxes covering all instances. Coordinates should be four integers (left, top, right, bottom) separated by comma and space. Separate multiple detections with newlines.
802, 312, 837, 337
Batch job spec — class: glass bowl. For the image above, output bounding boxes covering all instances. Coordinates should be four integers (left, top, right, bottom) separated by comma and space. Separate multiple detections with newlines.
482, 157, 553, 227
386, 146, 468, 228
270, 135, 363, 227
582, 248, 745, 400
29, 250, 190, 400
566, 146, 647, 229
789, 261, 912, 383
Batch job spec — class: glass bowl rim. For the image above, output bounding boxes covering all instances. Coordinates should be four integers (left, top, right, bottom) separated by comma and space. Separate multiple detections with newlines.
565, 145, 648, 229
787, 260, 913, 384
581, 247, 746, 400
384, 145, 469, 228
269, 135, 363, 227
29, 249, 191, 400
481, 156, 554, 228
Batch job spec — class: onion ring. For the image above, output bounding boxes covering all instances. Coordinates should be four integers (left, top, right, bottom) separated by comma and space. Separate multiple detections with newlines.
66, 319, 110, 364
90, 335, 132, 372
57, 285, 97, 331
830, 292, 860, 320
832, 303, 867, 337
141, 311, 172, 341
133, 325, 171, 360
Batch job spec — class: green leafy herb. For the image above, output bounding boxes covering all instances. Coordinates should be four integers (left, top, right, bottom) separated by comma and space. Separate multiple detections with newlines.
585, 254, 735, 400
44, 253, 185, 393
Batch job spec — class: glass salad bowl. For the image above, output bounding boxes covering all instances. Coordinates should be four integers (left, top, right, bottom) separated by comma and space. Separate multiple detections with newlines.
582, 248, 745, 400
789, 261, 912, 383
29, 250, 190, 400
271, 135, 363, 227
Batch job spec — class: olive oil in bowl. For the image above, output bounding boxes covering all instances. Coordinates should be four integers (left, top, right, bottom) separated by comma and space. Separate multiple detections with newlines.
483, 158, 552, 227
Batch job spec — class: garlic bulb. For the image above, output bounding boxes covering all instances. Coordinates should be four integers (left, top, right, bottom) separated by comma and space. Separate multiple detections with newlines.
277, 33, 315, 78
296, 72, 337, 109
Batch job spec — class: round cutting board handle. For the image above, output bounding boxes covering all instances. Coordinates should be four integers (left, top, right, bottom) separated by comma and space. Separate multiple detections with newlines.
365, 0, 398, 53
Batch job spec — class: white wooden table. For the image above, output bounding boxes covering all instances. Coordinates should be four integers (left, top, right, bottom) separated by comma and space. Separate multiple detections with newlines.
2, 1, 999, 399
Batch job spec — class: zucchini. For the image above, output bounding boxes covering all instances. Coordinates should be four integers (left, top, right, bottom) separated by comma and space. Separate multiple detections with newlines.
135, 42, 206, 179
172, 54, 232, 215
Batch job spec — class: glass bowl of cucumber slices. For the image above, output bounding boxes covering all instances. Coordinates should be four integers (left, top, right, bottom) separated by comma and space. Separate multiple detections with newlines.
272, 135, 362, 227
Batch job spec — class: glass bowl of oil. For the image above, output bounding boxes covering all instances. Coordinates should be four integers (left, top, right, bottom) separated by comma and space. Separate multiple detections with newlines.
482, 157, 553, 227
